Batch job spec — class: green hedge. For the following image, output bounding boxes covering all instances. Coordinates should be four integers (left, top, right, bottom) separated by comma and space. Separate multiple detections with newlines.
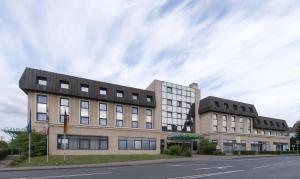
259, 151, 298, 155
240, 151, 256, 155
0, 149, 8, 160
213, 151, 225, 156
163, 145, 192, 157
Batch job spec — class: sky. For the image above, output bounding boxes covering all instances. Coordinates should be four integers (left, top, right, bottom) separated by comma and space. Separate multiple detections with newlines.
0, 0, 300, 140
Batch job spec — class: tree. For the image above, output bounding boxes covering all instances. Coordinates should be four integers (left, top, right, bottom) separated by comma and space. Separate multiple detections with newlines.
9, 131, 47, 157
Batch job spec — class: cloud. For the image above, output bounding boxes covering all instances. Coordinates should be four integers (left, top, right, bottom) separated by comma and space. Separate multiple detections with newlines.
1, 0, 300, 139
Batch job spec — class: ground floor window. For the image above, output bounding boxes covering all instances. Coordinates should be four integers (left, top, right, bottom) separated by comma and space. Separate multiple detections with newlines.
223, 140, 246, 153
118, 137, 156, 150
274, 143, 289, 151
250, 141, 269, 152
57, 135, 108, 150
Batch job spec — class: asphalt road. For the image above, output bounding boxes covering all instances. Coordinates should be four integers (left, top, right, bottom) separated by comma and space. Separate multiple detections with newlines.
1, 156, 300, 179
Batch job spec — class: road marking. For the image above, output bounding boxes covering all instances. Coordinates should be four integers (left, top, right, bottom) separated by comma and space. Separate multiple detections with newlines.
168, 170, 245, 179
193, 166, 232, 170
170, 164, 207, 167
10, 172, 112, 179
253, 165, 271, 170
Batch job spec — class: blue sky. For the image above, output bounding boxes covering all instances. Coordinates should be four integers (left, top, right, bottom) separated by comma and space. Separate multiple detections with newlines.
1, 0, 300, 139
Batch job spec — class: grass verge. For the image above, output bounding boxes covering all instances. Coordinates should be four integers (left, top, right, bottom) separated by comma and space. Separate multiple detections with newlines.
13, 154, 180, 167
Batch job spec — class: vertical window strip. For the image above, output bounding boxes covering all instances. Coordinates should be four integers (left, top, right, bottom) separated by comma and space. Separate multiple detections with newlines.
80, 100, 89, 124
99, 103, 107, 126
37, 95, 47, 121
146, 109, 152, 129
59, 98, 69, 123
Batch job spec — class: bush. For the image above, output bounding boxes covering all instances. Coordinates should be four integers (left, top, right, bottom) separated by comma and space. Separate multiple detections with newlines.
240, 151, 256, 155
0, 141, 8, 149
198, 139, 217, 155
232, 151, 240, 155
0, 149, 9, 160
259, 151, 281, 155
164, 145, 192, 157
213, 151, 225, 156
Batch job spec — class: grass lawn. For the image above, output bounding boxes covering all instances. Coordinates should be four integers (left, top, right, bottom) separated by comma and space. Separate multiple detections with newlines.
15, 154, 180, 167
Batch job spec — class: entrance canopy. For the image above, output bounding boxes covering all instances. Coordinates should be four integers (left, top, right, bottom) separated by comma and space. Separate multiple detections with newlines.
167, 133, 202, 141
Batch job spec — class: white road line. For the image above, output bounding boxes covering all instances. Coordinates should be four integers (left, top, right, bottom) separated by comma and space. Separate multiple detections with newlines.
253, 165, 271, 170
193, 166, 232, 170
10, 172, 112, 179
168, 170, 245, 179
170, 164, 207, 167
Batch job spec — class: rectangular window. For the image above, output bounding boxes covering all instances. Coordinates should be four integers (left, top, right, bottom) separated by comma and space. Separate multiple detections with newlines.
118, 137, 156, 150
99, 88, 107, 95
80, 100, 89, 124
222, 115, 227, 132
116, 105, 123, 127
147, 96, 152, 102
167, 87, 172, 93
60, 81, 69, 89
212, 114, 218, 132
146, 109, 153, 129
131, 107, 138, 128
37, 77, 47, 86
167, 99, 172, 106
231, 116, 236, 132
59, 98, 69, 123
81, 84, 89, 92
177, 101, 182, 107
247, 118, 251, 134
116, 90, 124, 98
132, 93, 138, 100
37, 95, 47, 121
57, 135, 108, 150
99, 103, 107, 126
240, 117, 244, 134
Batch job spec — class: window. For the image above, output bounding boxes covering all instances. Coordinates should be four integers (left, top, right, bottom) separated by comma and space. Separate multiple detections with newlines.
99, 88, 107, 95
167, 99, 172, 106
146, 109, 153, 129
263, 130, 266, 135
249, 107, 253, 113
59, 98, 69, 123
117, 90, 123, 98
270, 121, 274, 126
167, 87, 172, 93
147, 96, 152, 102
212, 114, 218, 132
186, 102, 191, 108
118, 137, 156, 150
37, 95, 47, 121
263, 120, 268, 125
81, 84, 89, 92
240, 117, 244, 134
132, 93, 138, 100
37, 77, 47, 86
131, 107, 138, 128
116, 105, 123, 127
214, 101, 220, 107
222, 115, 227, 132
80, 100, 89, 124
231, 116, 236, 132
282, 123, 286, 127
233, 104, 238, 110
99, 103, 107, 126
276, 122, 280, 127
60, 81, 69, 89
268, 131, 271, 135
57, 135, 108, 150
254, 130, 258, 134
247, 118, 251, 134
241, 106, 246, 112
177, 101, 182, 107
224, 103, 229, 109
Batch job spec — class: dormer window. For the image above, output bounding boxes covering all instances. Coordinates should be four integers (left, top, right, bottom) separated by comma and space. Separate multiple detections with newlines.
241, 106, 246, 112
132, 93, 138, 100
263, 120, 268, 125
81, 84, 89, 92
100, 88, 107, 95
60, 81, 69, 89
147, 96, 153, 102
282, 123, 286, 127
256, 119, 261, 124
276, 122, 280, 127
214, 101, 220, 107
37, 77, 47, 86
224, 103, 229, 109
117, 90, 124, 98
233, 104, 238, 110
249, 107, 253, 113
270, 121, 274, 126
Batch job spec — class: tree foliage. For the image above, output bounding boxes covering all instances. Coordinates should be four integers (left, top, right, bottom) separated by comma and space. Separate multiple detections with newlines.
197, 139, 217, 155
9, 131, 47, 157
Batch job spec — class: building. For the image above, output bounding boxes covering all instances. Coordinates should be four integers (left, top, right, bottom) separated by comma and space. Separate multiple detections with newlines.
19, 68, 290, 155
199, 96, 290, 152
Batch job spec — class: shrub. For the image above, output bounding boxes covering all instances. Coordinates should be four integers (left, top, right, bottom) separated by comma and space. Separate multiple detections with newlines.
164, 145, 192, 157
259, 151, 281, 155
213, 151, 225, 156
0, 149, 8, 160
232, 151, 240, 155
198, 139, 217, 155
240, 151, 256, 155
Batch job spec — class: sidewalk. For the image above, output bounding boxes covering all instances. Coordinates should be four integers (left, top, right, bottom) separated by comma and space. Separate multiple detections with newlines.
0, 154, 297, 172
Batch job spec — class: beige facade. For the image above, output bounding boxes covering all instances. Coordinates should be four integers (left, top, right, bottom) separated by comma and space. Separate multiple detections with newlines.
28, 92, 161, 155
200, 112, 290, 152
